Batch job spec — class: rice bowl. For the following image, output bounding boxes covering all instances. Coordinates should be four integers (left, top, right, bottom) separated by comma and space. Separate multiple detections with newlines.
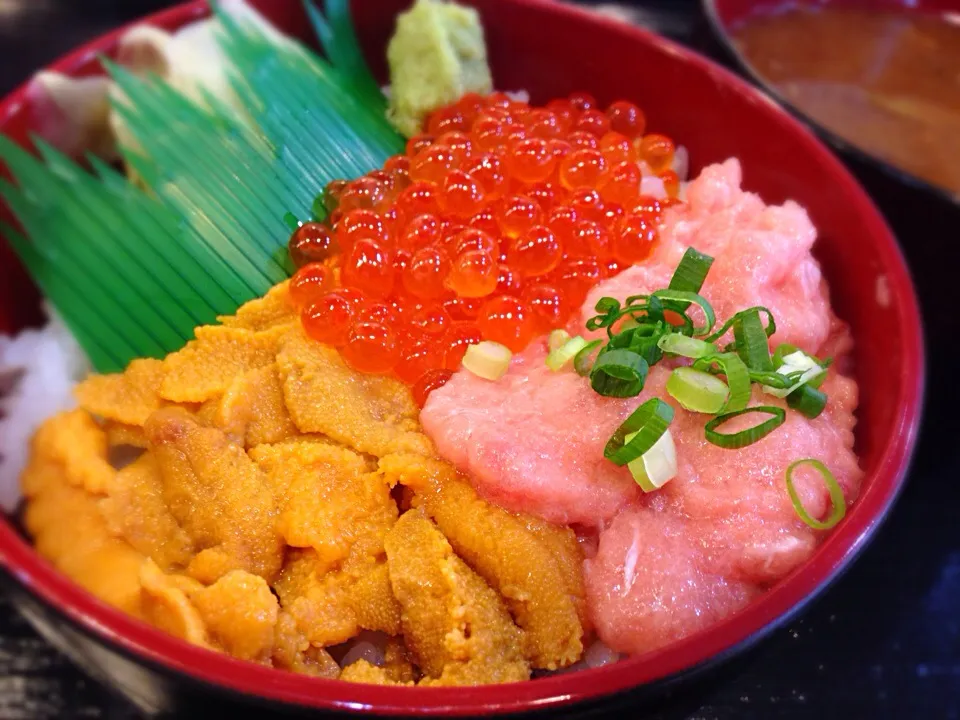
0, 0, 922, 715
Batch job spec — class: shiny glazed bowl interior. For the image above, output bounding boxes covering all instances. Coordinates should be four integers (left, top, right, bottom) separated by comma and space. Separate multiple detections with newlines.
0, 0, 924, 715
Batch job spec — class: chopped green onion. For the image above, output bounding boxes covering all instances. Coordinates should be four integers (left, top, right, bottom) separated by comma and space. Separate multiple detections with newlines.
785, 458, 846, 530
595, 296, 621, 315
610, 322, 661, 348
617, 296, 666, 332
610, 323, 664, 366
657, 333, 717, 359
667, 367, 729, 414
604, 398, 675, 465
704, 406, 786, 449
693, 353, 751, 412
626, 429, 678, 492
643, 294, 666, 325
733, 308, 773, 371
574, 339, 603, 376
668, 247, 715, 304
462, 341, 512, 381
590, 349, 649, 397
705, 306, 776, 344
763, 350, 825, 398
311, 194, 326, 221
774, 344, 830, 389
546, 335, 588, 371
772, 343, 799, 368
283, 211, 302, 231
587, 294, 674, 336
662, 308, 695, 336
321, 184, 340, 214
787, 384, 828, 418
780, 348, 822, 375
586, 297, 622, 331
652, 289, 716, 336
750, 370, 793, 389
808, 368, 828, 391
548, 329, 572, 353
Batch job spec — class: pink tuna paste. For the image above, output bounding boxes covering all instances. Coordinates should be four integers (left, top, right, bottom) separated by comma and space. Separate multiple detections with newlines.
420, 159, 863, 656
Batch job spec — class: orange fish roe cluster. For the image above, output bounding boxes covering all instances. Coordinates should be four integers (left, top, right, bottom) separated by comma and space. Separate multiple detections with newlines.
287, 91, 683, 403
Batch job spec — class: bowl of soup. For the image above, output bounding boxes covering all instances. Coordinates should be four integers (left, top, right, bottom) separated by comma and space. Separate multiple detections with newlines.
703, 0, 960, 206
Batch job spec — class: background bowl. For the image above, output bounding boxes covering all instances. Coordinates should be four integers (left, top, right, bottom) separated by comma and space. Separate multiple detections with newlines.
0, 0, 924, 716
702, 0, 960, 207
701, 0, 959, 389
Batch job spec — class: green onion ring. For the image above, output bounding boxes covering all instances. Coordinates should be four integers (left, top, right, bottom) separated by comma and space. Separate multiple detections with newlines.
574, 339, 603, 376
546, 335, 588, 371
611, 322, 662, 349
663, 309, 695, 336
733, 308, 774, 371
586, 315, 611, 332
595, 297, 621, 314
605, 299, 668, 337
658, 333, 717, 358
652, 289, 715, 336
604, 398, 675, 465
693, 353, 751, 412
785, 458, 846, 530
590, 349, 649, 397
772, 343, 799, 368
610, 323, 665, 367
787, 384, 828, 418
639, 294, 665, 325
633, 337, 665, 367
704, 405, 786, 449
705, 306, 777, 344
586, 297, 622, 331
808, 370, 828, 391
668, 247, 715, 303
666, 367, 729, 414
774, 344, 830, 390
750, 370, 793, 389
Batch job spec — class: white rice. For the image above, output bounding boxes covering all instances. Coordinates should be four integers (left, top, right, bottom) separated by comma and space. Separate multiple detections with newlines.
640, 174, 667, 198
338, 631, 389, 669
672, 145, 689, 181
546, 640, 621, 675
0, 307, 89, 512
503, 89, 530, 103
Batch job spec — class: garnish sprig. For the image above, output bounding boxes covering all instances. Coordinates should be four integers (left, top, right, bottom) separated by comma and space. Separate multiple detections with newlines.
581, 248, 718, 399
574, 246, 839, 460
573, 247, 845, 524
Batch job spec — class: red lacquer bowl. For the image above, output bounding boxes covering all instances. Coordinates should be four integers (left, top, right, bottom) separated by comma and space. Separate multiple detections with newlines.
0, 0, 924, 716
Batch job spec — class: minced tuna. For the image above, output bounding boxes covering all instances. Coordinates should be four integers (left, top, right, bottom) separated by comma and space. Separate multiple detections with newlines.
420, 159, 862, 655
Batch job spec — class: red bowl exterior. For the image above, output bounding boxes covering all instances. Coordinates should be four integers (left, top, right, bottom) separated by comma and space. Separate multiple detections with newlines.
0, 0, 924, 716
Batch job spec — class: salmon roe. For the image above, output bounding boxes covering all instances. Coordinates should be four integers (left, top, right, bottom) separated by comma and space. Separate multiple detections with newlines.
291, 92, 683, 402
288, 222, 337, 268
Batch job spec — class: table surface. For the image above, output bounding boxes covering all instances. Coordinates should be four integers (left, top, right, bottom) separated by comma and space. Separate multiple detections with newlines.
1, 1, 958, 719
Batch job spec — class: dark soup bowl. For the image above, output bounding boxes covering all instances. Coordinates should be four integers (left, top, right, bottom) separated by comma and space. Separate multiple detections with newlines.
703, 0, 959, 360
0, 0, 923, 716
